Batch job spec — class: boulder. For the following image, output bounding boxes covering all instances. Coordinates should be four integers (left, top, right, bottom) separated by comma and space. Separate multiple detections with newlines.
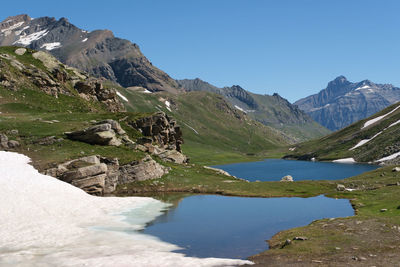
0, 133, 20, 150
65, 123, 121, 146
119, 155, 168, 184
392, 167, 400, 172
15, 48, 26, 56
337, 184, 346, 191
44, 155, 117, 196
61, 163, 108, 182
158, 149, 189, 164
280, 175, 294, 182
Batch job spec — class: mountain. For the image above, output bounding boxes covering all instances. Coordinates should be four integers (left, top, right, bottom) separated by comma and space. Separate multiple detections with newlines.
0, 46, 290, 166
115, 87, 291, 164
0, 14, 182, 93
178, 78, 330, 142
295, 76, 400, 131
287, 101, 400, 164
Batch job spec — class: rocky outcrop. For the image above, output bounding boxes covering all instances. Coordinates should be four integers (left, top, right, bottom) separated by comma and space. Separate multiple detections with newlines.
158, 149, 188, 164
0, 133, 20, 150
0, 48, 123, 112
45, 155, 111, 195
65, 120, 133, 146
280, 175, 294, 182
45, 154, 168, 195
130, 112, 183, 152
119, 155, 169, 184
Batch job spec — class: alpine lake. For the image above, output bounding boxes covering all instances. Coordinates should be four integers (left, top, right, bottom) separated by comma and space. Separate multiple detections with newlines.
126, 159, 379, 259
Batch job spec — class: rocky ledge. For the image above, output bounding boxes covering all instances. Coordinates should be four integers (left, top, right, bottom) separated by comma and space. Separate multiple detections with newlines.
45, 154, 169, 195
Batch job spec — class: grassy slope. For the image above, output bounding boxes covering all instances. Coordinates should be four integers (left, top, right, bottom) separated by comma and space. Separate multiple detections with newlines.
289, 102, 400, 162
249, 93, 331, 142
117, 88, 289, 164
2, 46, 400, 265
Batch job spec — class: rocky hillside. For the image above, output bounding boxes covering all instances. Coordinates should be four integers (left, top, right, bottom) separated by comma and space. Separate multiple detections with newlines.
295, 76, 400, 131
115, 86, 291, 164
287, 101, 400, 164
0, 14, 182, 93
178, 78, 330, 142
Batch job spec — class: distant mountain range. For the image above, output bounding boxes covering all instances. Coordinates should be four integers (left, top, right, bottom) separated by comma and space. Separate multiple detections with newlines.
295, 76, 400, 131
0, 14, 182, 93
178, 78, 330, 142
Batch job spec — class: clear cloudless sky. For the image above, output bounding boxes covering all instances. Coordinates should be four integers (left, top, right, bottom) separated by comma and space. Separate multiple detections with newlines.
1, 0, 400, 102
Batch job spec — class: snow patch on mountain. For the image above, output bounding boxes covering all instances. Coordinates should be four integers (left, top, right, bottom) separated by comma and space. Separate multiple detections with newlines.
362, 105, 400, 129
82, 38, 88, 42
41, 42, 62, 50
116, 91, 128, 102
14, 29, 48, 45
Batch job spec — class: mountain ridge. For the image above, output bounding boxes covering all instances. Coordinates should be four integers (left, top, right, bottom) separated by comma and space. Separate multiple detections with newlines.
295, 75, 400, 131
0, 14, 182, 94
178, 78, 330, 142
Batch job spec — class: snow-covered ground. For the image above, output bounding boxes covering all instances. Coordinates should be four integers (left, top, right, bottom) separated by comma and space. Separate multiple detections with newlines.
332, 158, 356, 163
362, 105, 400, 129
14, 29, 49, 46
165, 100, 171, 111
116, 91, 129, 102
376, 151, 400, 163
0, 151, 251, 266
40, 42, 62, 50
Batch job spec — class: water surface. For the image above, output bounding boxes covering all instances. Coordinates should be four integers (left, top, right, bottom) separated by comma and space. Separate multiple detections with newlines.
213, 159, 378, 181
136, 194, 354, 259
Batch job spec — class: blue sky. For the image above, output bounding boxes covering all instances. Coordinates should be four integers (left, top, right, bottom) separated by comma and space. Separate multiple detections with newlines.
1, 0, 400, 102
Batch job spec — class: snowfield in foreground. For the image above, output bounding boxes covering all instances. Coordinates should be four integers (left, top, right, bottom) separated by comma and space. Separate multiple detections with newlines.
0, 151, 252, 267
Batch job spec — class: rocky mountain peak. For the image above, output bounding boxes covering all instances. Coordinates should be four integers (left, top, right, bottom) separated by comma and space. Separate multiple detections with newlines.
0, 14, 31, 27
327, 75, 350, 88
0, 14, 182, 94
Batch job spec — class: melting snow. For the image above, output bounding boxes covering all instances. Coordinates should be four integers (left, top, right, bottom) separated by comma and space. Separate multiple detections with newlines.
143, 89, 152, 93
376, 151, 400, 162
41, 42, 62, 50
165, 100, 171, 111
82, 38, 88, 42
355, 85, 372, 91
362, 105, 400, 129
0, 151, 252, 266
116, 91, 128, 102
332, 158, 356, 163
388, 119, 400, 128
15, 25, 30, 36
349, 131, 382, 150
183, 122, 199, 134
234, 105, 246, 113
14, 29, 49, 45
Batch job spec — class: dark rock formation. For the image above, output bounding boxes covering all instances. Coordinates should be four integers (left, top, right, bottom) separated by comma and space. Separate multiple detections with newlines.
130, 112, 183, 152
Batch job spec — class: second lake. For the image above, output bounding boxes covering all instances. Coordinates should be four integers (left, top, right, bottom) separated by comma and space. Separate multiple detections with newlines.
213, 159, 379, 181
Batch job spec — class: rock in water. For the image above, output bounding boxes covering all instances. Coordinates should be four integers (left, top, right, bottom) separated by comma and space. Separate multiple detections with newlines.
280, 175, 294, 182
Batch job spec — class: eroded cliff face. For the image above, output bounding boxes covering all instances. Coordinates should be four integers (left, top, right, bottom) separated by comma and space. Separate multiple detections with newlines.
0, 14, 182, 94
